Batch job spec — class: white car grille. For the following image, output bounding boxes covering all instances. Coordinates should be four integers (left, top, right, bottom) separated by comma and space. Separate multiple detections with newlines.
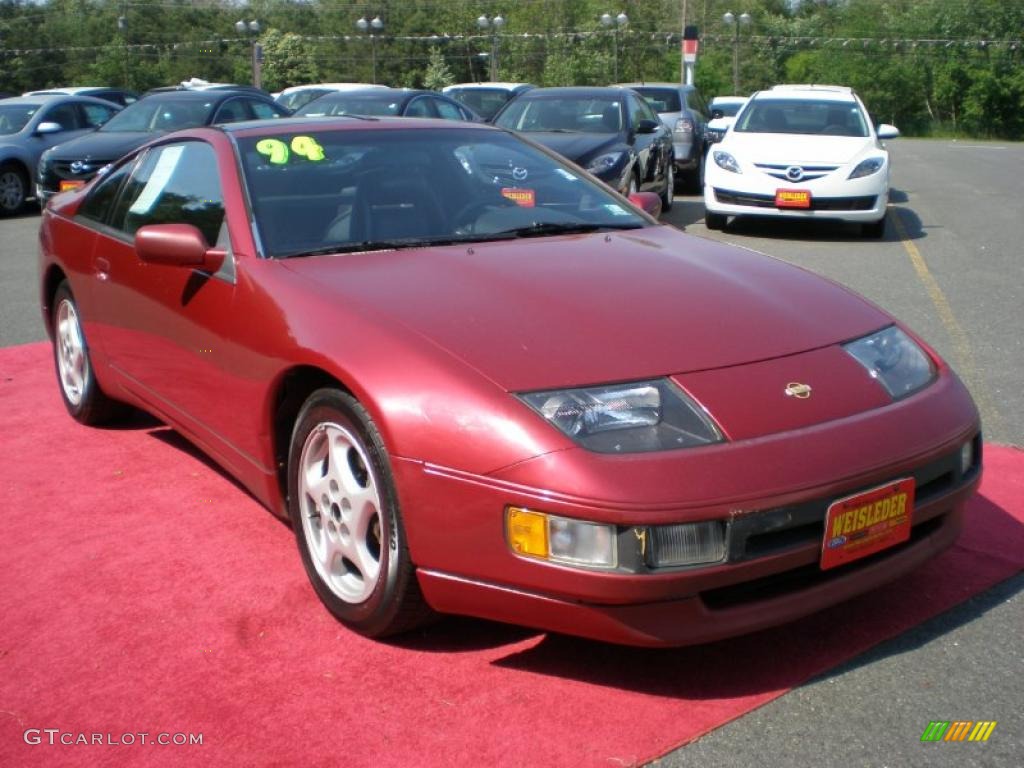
754, 163, 840, 183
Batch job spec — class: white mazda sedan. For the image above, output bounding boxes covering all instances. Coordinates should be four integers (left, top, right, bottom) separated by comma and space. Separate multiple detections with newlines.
703, 85, 899, 237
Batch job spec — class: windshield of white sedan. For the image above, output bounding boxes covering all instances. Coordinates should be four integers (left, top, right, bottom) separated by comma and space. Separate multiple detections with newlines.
734, 99, 869, 137
99, 98, 215, 132
236, 128, 647, 258
494, 98, 623, 133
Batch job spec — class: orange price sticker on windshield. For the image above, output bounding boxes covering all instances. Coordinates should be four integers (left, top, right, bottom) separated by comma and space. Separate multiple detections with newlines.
501, 188, 536, 208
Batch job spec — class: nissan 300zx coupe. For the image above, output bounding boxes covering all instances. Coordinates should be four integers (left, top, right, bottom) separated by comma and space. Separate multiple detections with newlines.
38, 117, 981, 646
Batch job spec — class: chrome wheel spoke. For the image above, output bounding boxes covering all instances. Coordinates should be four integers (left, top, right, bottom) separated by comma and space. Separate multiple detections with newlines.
55, 300, 87, 405
298, 420, 385, 604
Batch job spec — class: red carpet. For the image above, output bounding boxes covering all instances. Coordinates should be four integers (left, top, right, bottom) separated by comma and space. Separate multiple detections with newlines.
1, 341, 1022, 768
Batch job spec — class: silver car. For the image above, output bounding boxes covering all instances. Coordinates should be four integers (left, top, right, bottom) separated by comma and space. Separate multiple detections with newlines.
617, 82, 711, 191
0, 95, 120, 215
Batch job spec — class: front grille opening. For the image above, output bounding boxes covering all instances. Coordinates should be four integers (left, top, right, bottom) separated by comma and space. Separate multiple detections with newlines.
701, 514, 946, 611
744, 520, 823, 558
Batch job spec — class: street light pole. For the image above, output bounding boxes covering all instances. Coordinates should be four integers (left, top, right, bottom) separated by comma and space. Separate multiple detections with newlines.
476, 15, 505, 82
234, 19, 261, 89
356, 16, 385, 84
600, 12, 628, 83
722, 11, 751, 96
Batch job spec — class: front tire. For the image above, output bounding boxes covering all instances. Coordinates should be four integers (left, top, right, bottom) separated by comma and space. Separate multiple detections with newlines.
705, 211, 727, 230
51, 281, 121, 424
0, 162, 28, 216
862, 215, 886, 238
288, 388, 432, 638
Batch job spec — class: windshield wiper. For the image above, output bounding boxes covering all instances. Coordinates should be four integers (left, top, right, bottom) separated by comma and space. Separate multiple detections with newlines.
278, 234, 512, 259
493, 222, 644, 239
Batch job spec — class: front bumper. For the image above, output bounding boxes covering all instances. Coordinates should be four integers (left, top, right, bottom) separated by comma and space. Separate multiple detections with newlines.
704, 163, 888, 223
395, 369, 981, 646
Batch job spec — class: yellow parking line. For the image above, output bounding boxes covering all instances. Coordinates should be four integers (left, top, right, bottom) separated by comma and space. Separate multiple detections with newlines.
890, 210, 1003, 437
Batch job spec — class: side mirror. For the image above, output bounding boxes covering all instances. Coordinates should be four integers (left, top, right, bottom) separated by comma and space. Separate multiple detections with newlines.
636, 118, 660, 135
628, 191, 663, 218
35, 122, 64, 135
135, 224, 225, 271
876, 123, 900, 140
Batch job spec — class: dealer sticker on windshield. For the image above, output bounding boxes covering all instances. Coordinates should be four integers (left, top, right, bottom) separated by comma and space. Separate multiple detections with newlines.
775, 189, 811, 208
821, 477, 915, 570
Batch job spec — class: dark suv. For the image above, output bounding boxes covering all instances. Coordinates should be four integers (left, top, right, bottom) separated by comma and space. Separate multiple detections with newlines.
616, 83, 711, 191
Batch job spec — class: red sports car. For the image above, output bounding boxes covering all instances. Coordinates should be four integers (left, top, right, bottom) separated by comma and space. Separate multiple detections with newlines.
39, 118, 981, 646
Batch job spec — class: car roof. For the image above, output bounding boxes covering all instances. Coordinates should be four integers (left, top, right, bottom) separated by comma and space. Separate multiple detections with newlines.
217, 116, 494, 137
514, 86, 633, 99
710, 95, 748, 104
615, 82, 698, 91
443, 82, 533, 91
1, 94, 121, 107
140, 89, 271, 103
278, 83, 388, 95
760, 85, 857, 102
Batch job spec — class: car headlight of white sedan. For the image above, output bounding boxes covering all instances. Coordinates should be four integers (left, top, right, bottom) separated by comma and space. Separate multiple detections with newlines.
847, 156, 886, 179
712, 150, 742, 174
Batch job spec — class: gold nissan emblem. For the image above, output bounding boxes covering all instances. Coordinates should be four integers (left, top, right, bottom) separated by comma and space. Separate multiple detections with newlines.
785, 382, 812, 399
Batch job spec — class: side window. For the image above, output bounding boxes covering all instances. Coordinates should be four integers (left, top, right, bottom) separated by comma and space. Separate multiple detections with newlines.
636, 96, 659, 123
404, 97, 436, 118
81, 103, 117, 128
433, 98, 465, 121
111, 142, 225, 246
43, 103, 81, 131
77, 160, 135, 224
213, 98, 250, 124
248, 100, 284, 120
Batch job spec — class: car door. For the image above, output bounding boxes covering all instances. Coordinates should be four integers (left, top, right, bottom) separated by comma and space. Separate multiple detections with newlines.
627, 93, 666, 191
85, 139, 270, 474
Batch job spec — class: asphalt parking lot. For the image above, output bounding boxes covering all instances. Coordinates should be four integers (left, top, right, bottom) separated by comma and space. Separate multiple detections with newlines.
1, 138, 1021, 766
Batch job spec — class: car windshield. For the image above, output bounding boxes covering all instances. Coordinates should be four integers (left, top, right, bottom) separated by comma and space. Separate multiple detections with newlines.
447, 88, 513, 120
494, 97, 623, 133
734, 98, 869, 137
235, 126, 648, 259
632, 88, 682, 113
278, 89, 330, 112
713, 101, 745, 117
0, 104, 39, 135
99, 98, 216, 132
297, 94, 404, 117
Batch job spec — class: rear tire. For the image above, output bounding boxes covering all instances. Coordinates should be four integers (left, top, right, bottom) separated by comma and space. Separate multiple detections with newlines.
862, 215, 886, 238
288, 388, 433, 638
705, 211, 727, 230
0, 162, 28, 216
51, 281, 122, 424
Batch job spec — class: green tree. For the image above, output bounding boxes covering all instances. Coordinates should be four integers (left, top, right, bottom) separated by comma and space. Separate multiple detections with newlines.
422, 45, 454, 90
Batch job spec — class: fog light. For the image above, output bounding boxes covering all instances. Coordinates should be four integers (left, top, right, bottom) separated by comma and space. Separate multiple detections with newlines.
648, 521, 726, 567
506, 507, 617, 568
960, 441, 974, 474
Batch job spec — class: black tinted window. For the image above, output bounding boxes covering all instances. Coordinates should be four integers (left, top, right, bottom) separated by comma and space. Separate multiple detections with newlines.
78, 161, 134, 224
633, 88, 681, 113
112, 142, 225, 245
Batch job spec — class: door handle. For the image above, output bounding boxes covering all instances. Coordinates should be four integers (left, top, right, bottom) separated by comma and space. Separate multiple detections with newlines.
95, 256, 110, 281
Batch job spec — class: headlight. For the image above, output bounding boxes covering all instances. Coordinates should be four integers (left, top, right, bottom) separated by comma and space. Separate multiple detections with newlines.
519, 379, 723, 453
848, 157, 885, 179
713, 150, 741, 174
843, 326, 935, 399
586, 151, 626, 174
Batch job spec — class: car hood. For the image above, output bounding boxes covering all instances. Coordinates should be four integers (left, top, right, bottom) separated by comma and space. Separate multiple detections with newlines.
723, 133, 875, 165
521, 132, 622, 164
47, 131, 155, 162
281, 225, 890, 392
